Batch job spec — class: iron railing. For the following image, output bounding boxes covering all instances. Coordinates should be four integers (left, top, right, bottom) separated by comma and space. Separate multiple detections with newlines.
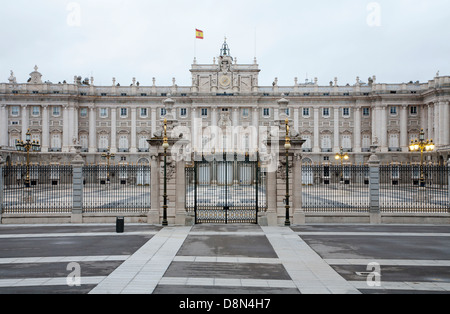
380, 164, 449, 213
301, 164, 370, 212
185, 154, 267, 224
83, 164, 151, 213
3, 164, 73, 213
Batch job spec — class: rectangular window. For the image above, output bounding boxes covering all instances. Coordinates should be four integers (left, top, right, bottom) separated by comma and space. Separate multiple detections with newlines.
201, 108, 208, 117
161, 108, 167, 116
80, 108, 88, 117
53, 106, 60, 116
32, 106, 40, 116
363, 108, 370, 116
390, 106, 397, 115
11, 106, 20, 117
180, 108, 187, 117
285, 108, 290, 116
303, 108, 310, 117
120, 108, 127, 117
343, 108, 350, 117
100, 108, 108, 117
263, 108, 270, 117
410, 106, 417, 115
242, 108, 249, 117
323, 108, 330, 117
140, 108, 148, 117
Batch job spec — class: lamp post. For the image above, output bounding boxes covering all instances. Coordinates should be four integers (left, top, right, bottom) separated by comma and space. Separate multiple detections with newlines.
162, 118, 169, 226
284, 118, 291, 226
409, 128, 435, 187
335, 147, 349, 182
101, 148, 115, 183
15, 129, 41, 187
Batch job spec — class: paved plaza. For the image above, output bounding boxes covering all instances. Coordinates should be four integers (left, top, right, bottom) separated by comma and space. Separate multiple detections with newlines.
0, 223, 449, 295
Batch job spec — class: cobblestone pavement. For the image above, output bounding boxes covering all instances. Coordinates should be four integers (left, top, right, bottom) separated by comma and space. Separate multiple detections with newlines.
0, 223, 449, 294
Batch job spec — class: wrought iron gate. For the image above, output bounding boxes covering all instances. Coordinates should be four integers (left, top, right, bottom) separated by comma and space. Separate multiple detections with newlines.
185, 153, 266, 224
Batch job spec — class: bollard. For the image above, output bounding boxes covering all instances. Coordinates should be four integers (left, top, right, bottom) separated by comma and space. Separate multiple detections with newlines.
116, 217, 124, 233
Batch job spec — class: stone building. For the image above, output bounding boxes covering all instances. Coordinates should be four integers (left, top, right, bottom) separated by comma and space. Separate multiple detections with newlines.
1, 40, 449, 165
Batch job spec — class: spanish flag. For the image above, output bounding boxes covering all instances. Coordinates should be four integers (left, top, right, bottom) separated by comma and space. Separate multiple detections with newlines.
196, 29, 204, 39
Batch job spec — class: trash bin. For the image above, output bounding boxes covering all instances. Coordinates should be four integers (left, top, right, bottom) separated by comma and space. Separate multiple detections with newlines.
116, 217, 124, 233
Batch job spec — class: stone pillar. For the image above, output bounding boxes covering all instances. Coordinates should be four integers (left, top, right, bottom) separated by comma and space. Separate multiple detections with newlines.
293, 108, 299, 133
89, 106, 97, 153
266, 168, 277, 225
313, 108, 320, 153
148, 154, 160, 224
41, 105, 49, 152
211, 106, 218, 127
292, 152, 305, 224
175, 158, 187, 225
333, 107, 340, 152
400, 104, 408, 152
368, 152, 381, 224
110, 107, 117, 153
354, 107, 361, 153
71, 152, 85, 223
130, 107, 137, 153
191, 107, 197, 150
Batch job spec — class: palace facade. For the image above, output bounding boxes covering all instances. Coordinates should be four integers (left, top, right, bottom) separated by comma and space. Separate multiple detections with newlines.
1, 40, 449, 165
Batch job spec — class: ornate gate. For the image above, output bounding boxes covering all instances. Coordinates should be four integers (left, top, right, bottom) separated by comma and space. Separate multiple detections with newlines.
185, 153, 266, 224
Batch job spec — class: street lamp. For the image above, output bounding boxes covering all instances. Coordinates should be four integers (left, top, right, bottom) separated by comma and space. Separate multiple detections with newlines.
15, 129, 41, 187
409, 128, 435, 187
101, 148, 115, 183
335, 147, 349, 182
162, 118, 169, 227
284, 118, 291, 226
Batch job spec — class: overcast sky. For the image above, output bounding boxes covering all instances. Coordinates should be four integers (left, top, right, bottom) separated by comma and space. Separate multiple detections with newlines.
1, 0, 449, 87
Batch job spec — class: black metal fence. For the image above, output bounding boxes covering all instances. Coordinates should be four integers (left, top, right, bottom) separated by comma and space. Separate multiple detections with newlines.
301, 164, 370, 212
380, 164, 449, 213
185, 154, 267, 224
3, 164, 73, 213
83, 164, 151, 213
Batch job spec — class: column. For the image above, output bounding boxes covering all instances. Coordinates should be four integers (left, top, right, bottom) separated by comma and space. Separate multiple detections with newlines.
62, 105, 70, 152
41, 105, 49, 152
130, 107, 137, 153
1, 105, 9, 147
333, 107, 340, 152
68, 105, 75, 150
73, 105, 79, 145
150, 108, 157, 139
400, 104, 408, 152
439, 101, 449, 146
380, 105, 388, 152
434, 102, 440, 146
420, 104, 427, 136
252, 107, 259, 148
191, 107, 197, 151
232, 107, 239, 127
293, 108, 299, 133
71, 156, 85, 223
292, 152, 305, 224
21, 105, 28, 141
313, 108, 320, 153
211, 107, 218, 127
354, 107, 361, 153
110, 107, 117, 153
445, 101, 450, 146
372, 105, 378, 145
428, 104, 434, 141
89, 106, 96, 153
